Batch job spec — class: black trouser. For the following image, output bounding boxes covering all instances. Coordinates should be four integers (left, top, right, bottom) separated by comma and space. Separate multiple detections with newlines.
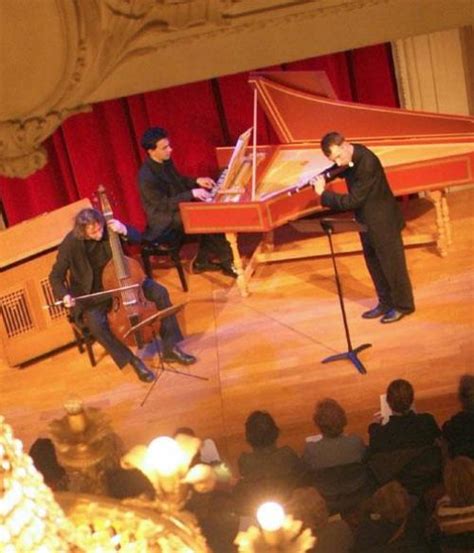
360, 230, 415, 313
77, 278, 183, 369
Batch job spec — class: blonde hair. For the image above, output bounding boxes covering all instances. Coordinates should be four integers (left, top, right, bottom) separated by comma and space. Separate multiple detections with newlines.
444, 456, 474, 507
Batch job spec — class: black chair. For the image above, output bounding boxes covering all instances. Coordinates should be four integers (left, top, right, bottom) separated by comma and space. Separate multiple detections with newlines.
368, 445, 443, 497
311, 461, 376, 515
68, 313, 96, 366
141, 239, 188, 292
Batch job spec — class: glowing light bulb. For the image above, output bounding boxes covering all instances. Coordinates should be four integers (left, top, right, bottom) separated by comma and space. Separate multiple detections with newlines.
146, 437, 186, 493
257, 501, 285, 531
147, 437, 185, 475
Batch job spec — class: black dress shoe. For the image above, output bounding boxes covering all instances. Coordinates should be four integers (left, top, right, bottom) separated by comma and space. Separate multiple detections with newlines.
220, 263, 238, 278
380, 308, 413, 324
163, 346, 197, 365
192, 260, 222, 273
129, 356, 156, 382
362, 304, 390, 319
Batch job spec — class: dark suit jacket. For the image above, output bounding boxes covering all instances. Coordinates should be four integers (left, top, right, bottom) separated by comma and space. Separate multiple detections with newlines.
368, 411, 441, 455
321, 144, 404, 243
138, 157, 196, 238
49, 225, 140, 301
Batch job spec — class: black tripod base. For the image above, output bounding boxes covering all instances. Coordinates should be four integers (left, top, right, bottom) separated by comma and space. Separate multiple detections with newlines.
154, 362, 208, 381
322, 343, 372, 375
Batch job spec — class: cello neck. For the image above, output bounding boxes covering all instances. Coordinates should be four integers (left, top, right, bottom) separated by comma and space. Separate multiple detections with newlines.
97, 185, 129, 279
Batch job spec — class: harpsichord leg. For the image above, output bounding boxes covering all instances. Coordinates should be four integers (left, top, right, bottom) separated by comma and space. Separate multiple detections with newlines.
441, 191, 452, 247
427, 190, 448, 257
225, 232, 248, 297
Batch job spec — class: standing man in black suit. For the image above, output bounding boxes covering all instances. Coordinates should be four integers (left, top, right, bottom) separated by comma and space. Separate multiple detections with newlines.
312, 131, 415, 323
137, 127, 237, 277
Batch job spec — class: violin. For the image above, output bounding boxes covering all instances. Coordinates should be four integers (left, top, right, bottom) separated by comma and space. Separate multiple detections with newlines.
97, 185, 157, 348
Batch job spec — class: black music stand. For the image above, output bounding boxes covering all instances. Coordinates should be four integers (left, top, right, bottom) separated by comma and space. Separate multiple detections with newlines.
123, 303, 208, 407
292, 217, 371, 374
319, 218, 371, 374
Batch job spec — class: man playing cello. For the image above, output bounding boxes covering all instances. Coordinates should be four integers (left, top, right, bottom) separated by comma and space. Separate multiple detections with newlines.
49, 208, 196, 383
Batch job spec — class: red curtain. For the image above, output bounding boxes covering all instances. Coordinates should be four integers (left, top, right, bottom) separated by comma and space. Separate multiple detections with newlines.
0, 43, 399, 227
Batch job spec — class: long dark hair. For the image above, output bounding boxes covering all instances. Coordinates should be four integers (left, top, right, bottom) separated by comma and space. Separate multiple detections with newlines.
73, 208, 105, 239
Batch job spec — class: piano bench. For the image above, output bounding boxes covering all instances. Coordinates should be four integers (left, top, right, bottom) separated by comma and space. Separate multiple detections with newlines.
141, 240, 188, 292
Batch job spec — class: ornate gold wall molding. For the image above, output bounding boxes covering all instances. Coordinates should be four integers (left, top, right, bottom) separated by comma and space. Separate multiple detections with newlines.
0, 106, 90, 179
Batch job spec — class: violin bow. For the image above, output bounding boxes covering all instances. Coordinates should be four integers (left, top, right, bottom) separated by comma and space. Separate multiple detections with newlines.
43, 284, 140, 309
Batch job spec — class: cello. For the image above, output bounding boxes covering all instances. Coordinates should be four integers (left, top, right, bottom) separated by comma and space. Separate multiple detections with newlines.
97, 185, 157, 349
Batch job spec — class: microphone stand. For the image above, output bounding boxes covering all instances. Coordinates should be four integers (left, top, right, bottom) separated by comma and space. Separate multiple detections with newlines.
319, 218, 371, 374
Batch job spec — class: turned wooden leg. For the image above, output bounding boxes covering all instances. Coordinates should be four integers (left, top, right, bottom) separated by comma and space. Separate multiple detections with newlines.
441, 192, 452, 247
427, 190, 448, 257
226, 232, 248, 296
261, 230, 275, 253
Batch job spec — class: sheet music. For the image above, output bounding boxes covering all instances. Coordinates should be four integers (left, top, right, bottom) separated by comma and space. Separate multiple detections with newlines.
215, 128, 252, 201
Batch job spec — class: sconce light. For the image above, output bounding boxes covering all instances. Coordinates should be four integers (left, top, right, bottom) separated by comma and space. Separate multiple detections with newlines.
234, 500, 316, 552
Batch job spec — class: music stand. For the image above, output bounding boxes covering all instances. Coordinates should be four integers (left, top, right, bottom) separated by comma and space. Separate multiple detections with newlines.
123, 303, 208, 407
292, 217, 371, 374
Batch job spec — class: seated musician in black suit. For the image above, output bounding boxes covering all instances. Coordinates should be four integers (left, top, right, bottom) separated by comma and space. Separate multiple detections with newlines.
137, 126, 237, 277
49, 208, 196, 383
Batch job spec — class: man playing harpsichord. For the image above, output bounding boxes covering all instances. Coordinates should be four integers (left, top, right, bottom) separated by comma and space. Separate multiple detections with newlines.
137, 127, 237, 277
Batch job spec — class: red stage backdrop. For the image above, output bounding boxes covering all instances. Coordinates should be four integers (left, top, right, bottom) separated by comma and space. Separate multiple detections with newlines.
0, 44, 398, 227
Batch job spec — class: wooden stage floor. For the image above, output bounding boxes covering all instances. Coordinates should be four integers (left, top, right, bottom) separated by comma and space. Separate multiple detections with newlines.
1, 189, 473, 470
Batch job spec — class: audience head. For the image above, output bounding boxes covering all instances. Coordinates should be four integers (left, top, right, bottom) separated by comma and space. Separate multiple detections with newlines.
370, 481, 411, 524
28, 438, 67, 490
173, 427, 201, 466
245, 411, 279, 449
106, 468, 155, 500
443, 456, 474, 507
140, 127, 168, 151
73, 208, 105, 240
173, 427, 196, 438
313, 398, 347, 438
286, 487, 329, 531
458, 373, 474, 413
386, 379, 414, 414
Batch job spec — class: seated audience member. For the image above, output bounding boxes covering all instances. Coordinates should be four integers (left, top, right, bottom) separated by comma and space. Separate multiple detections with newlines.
303, 398, 366, 470
442, 374, 474, 459
351, 481, 431, 552
174, 426, 222, 465
286, 487, 354, 553
432, 456, 474, 552
29, 438, 68, 491
234, 410, 308, 513
173, 428, 238, 552
187, 489, 239, 553
105, 467, 155, 500
368, 379, 442, 496
303, 398, 372, 514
